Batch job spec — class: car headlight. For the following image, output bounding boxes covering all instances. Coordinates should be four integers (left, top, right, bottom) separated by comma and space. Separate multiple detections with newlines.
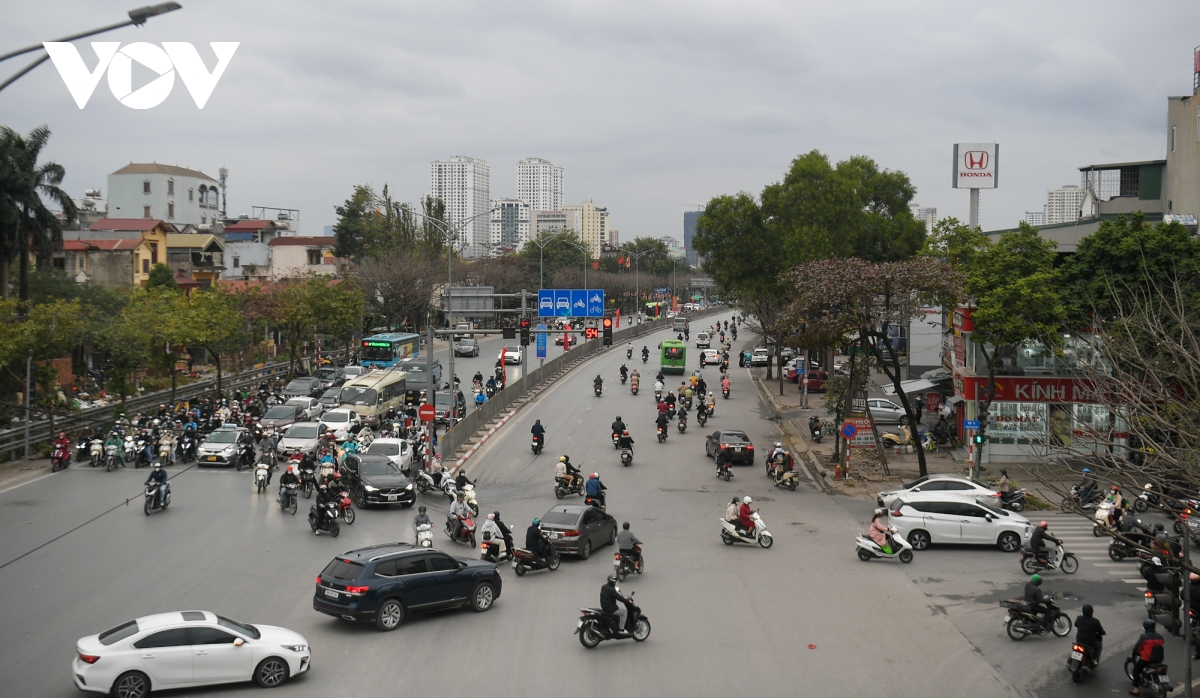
283, 644, 307, 653
221, 446, 236, 454
364, 485, 379, 492
405, 484, 414, 490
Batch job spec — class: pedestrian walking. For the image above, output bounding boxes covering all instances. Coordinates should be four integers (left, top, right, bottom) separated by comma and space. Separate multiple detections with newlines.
914, 395, 925, 423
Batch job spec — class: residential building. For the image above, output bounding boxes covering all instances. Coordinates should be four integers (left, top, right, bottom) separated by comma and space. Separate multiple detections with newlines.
530, 210, 571, 239
60, 238, 151, 287
63, 189, 107, 230
430, 156, 490, 258
1044, 185, 1087, 224
64, 218, 175, 278
267, 236, 338, 278
683, 210, 701, 266
221, 218, 292, 280
489, 198, 530, 251
561, 200, 609, 258
608, 229, 619, 247
1023, 211, 1046, 226
658, 236, 685, 259
517, 157, 563, 212
106, 163, 221, 226
1165, 83, 1200, 219
165, 234, 224, 288
909, 204, 937, 233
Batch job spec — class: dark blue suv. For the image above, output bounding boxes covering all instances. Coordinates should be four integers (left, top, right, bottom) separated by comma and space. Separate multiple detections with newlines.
313, 543, 501, 631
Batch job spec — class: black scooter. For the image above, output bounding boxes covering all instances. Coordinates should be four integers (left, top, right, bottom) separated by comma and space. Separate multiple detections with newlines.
143, 482, 171, 515
576, 591, 651, 648
308, 501, 340, 537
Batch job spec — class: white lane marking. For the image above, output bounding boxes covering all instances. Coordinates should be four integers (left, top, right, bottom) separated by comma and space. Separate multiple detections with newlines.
0, 472, 52, 495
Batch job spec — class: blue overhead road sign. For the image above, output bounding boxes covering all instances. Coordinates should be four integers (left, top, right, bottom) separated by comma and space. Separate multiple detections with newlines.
539, 289, 607, 318
538, 290, 554, 317
554, 290, 571, 317
587, 290, 605, 317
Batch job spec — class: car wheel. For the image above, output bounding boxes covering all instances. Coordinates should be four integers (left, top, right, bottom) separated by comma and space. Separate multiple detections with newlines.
907, 530, 931, 551
470, 582, 495, 612
608, 527, 617, 547
375, 598, 405, 631
254, 657, 290, 688
355, 489, 368, 508
580, 540, 592, 560
112, 671, 150, 698
998, 532, 1021, 553
898, 416, 908, 426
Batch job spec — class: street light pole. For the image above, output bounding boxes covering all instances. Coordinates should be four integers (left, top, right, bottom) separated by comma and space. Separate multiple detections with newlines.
0, 3, 183, 93
529, 229, 571, 290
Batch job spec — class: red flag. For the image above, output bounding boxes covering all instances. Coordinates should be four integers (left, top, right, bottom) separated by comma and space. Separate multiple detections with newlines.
618, 256, 624, 266
593, 260, 599, 270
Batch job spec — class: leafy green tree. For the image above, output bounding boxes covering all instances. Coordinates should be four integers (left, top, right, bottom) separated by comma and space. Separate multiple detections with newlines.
921, 216, 991, 269
261, 276, 363, 377
180, 289, 246, 394
966, 222, 1065, 475
145, 263, 177, 290
517, 230, 588, 285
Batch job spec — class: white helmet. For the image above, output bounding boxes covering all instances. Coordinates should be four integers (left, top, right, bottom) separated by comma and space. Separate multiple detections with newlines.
874, 508, 885, 517
742, 496, 752, 504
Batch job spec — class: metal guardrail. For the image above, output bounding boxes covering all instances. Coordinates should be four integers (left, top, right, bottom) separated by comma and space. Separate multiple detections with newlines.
440, 307, 729, 462
1, 351, 347, 460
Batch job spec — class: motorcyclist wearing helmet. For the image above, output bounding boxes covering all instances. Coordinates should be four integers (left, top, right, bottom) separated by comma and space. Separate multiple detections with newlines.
527, 518, 553, 562
1024, 574, 1053, 633
641, 346, 649, 360
619, 364, 628, 382
412, 505, 432, 541
277, 464, 300, 503
594, 374, 604, 390
1074, 604, 1105, 662
146, 462, 168, 504
531, 419, 546, 448
558, 455, 581, 490
449, 492, 472, 541
1077, 467, 1098, 503
1030, 520, 1061, 563
737, 496, 756, 535
601, 574, 634, 634
617, 521, 642, 571
616, 430, 635, 455
104, 430, 125, 466
586, 472, 607, 507
611, 416, 627, 440
493, 511, 514, 556
1129, 619, 1165, 694
869, 508, 893, 554
768, 442, 785, 463
52, 431, 71, 461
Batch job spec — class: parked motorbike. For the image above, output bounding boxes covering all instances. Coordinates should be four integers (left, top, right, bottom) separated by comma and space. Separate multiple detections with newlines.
308, 501, 341, 537
511, 546, 561, 576
1124, 657, 1171, 698
855, 525, 913, 563
50, 443, 71, 472
808, 418, 823, 444
415, 522, 433, 548
1067, 642, 1099, 683
719, 512, 773, 548
445, 514, 477, 546
554, 475, 584, 499
1000, 598, 1071, 640
143, 481, 171, 515
1020, 543, 1079, 575
279, 483, 298, 515
576, 590, 650, 648
614, 545, 643, 581
531, 434, 544, 455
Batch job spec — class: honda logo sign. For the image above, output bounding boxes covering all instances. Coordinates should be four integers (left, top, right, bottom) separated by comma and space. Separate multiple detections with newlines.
953, 143, 998, 189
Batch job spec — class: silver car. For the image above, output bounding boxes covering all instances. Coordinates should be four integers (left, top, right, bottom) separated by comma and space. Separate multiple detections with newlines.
868, 398, 908, 425
278, 422, 327, 459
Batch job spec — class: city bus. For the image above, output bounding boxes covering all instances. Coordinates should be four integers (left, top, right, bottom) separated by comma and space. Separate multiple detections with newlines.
660, 339, 687, 375
338, 369, 407, 426
360, 332, 421, 368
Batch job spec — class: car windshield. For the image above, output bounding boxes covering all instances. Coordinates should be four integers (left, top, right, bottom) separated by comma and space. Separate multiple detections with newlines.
366, 442, 400, 456
434, 393, 454, 408
321, 388, 340, 400
541, 510, 581, 525
216, 615, 261, 640
286, 379, 312, 392
359, 459, 402, 477
405, 370, 428, 386
263, 406, 294, 419
323, 411, 349, 423
339, 386, 378, 406
505, 346, 519, 353
343, 367, 365, 377
315, 368, 338, 380
205, 431, 238, 444
286, 425, 319, 439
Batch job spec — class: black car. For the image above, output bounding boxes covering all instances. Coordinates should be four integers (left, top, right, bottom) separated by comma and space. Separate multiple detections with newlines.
705, 429, 755, 464
342, 454, 416, 508
259, 403, 305, 430
313, 543, 501, 631
283, 377, 322, 399
539, 504, 617, 559
313, 366, 346, 390
318, 386, 342, 410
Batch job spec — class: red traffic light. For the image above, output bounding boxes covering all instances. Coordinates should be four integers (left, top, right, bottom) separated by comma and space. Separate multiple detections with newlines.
520, 318, 530, 328
602, 318, 612, 328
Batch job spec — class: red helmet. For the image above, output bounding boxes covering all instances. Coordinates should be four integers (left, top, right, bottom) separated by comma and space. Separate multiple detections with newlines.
590, 472, 598, 479
332, 472, 341, 480
286, 465, 293, 472
1039, 521, 1049, 529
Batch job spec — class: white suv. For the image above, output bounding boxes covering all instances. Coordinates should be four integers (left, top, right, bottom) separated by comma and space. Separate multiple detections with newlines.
888, 495, 1031, 552
695, 332, 711, 348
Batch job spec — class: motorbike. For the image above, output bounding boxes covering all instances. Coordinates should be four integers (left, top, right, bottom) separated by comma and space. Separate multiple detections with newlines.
143, 481, 171, 515
89, 438, 104, 467
773, 469, 800, 491
656, 426, 668, 443
135, 436, 152, 468
415, 468, 455, 498
279, 484, 298, 515
308, 501, 341, 537
299, 464, 317, 498
654, 389, 662, 402
696, 408, 708, 427
576, 590, 651, 648
999, 488, 1027, 512
1093, 500, 1122, 536
1061, 485, 1103, 512
415, 522, 433, 548
808, 419, 823, 444
1135, 483, 1160, 513
716, 459, 733, 481
123, 436, 139, 467
479, 533, 511, 563
254, 462, 271, 492
631, 382, 639, 396
722, 385, 730, 399
1172, 502, 1200, 534
1020, 543, 1079, 575
452, 483, 480, 516
677, 414, 687, 433
614, 545, 643, 581
1124, 658, 1171, 698
620, 373, 627, 385
485, 385, 496, 399
531, 434, 544, 455
176, 434, 197, 463
584, 493, 606, 510
855, 525, 914, 563
335, 488, 356, 524
155, 437, 174, 467
445, 514, 477, 546
626, 348, 633, 360
719, 512, 773, 548
554, 475, 585, 499
1067, 642, 1099, 683
511, 546, 561, 576
50, 443, 71, 472
74, 435, 90, 462
620, 447, 633, 467
641, 352, 648, 364
612, 432, 621, 449
1000, 598, 1071, 640
594, 382, 603, 397
104, 443, 121, 472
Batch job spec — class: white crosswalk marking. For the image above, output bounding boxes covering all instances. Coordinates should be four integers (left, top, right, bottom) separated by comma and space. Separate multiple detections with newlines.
1039, 513, 1144, 584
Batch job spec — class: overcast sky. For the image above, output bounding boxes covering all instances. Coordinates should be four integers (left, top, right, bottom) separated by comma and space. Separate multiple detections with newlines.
3, 0, 1199, 242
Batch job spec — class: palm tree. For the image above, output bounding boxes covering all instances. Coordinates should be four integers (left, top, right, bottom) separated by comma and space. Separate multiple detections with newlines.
0, 125, 76, 301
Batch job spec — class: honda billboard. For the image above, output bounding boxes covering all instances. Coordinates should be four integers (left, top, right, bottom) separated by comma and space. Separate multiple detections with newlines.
952, 142, 998, 189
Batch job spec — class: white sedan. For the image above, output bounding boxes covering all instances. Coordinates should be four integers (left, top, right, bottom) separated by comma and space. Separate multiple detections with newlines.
74, 610, 310, 696
364, 437, 413, 473
319, 408, 360, 441
876, 474, 999, 510
285, 396, 323, 421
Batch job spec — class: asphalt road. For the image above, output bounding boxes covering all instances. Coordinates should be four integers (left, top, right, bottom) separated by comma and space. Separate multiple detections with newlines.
2, 320, 1018, 698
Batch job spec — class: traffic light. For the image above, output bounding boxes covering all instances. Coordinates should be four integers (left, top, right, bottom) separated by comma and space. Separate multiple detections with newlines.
519, 318, 531, 346
1147, 569, 1182, 632
973, 433, 984, 446
602, 317, 613, 346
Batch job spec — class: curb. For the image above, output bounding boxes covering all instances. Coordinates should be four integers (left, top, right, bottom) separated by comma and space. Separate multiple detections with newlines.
457, 405, 521, 474
750, 372, 832, 494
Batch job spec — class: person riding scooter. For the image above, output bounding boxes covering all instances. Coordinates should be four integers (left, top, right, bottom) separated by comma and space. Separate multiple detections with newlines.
771, 450, 795, 484
1074, 604, 1105, 663
1030, 520, 1061, 564
601, 575, 634, 635
450, 492, 473, 541
737, 496, 756, 535
526, 517, 553, 562
616, 430, 635, 455
1025, 574, 1054, 633
531, 419, 546, 449
619, 365, 628, 383
869, 508, 893, 554
558, 455, 582, 490
1076, 468, 1098, 503
277, 465, 299, 503
611, 416, 627, 441
586, 472, 607, 507
1129, 619, 1165, 695
641, 346, 650, 362
146, 462, 168, 504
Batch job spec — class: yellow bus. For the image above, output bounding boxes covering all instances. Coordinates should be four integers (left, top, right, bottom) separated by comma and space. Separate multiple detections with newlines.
338, 370, 406, 426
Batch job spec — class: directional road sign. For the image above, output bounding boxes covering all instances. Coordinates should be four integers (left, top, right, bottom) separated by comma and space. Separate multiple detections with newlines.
963, 419, 980, 429
536, 324, 547, 359
537, 289, 607, 318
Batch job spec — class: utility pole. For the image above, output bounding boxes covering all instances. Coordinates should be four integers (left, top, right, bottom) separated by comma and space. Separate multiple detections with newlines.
22, 355, 31, 470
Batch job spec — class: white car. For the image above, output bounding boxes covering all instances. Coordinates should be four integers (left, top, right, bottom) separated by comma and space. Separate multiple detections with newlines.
876, 474, 999, 510
364, 437, 412, 473
503, 345, 524, 365
888, 494, 1031, 552
73, 610, 310, 696
867, 398, 908, 424
695, 332, 711, 348
285, 396, 323, 421
700, 349, 720, 364
319, 408, 360, 441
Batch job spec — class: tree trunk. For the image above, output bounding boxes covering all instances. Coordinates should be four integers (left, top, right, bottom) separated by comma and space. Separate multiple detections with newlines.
873, 337, 924, 477
213, 351, 223, 395
0, 253, 10, 299
17, 231, 30, 301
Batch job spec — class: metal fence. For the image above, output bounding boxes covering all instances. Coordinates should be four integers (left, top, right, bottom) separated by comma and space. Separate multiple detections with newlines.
440, 307, 728, 462
1, 351, 346, 461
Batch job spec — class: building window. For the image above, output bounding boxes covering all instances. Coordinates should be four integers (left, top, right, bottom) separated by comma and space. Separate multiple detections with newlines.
142, 259, 150, 274
232, 256, 240, 269
189, 188, 194, 202
307, 249, 322, 265
150, 243, 158, 265
1172, 125, 1177, 152
143, 205, 151, 218
167, 178, 174, 196
168, 202, 174, 219
143, 180, 151, 194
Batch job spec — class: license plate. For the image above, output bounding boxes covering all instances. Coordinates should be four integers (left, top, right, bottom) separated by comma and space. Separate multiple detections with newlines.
1070, 651, 1082, 660
324, 589, 338, 599
206, 456, 217, 461
1157, 675, 1170, 684
551, 533, 560, 539
387, 495, 397, 501
577, 620, 583, 629
511, 561, 518, 569
734, 447, 743, 452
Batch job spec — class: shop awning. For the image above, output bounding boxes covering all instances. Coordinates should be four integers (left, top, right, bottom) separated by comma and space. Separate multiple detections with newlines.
884, 378, 934, 396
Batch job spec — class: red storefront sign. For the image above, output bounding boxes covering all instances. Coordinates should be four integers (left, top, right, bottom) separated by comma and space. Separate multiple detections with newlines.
953, 334, 965, 365
925, 392, 941, 411
955, 375, 1099, 404
953, 306, 975, 332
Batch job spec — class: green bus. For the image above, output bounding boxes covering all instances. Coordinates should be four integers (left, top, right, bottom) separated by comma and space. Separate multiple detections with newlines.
660, 339, 687, 375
